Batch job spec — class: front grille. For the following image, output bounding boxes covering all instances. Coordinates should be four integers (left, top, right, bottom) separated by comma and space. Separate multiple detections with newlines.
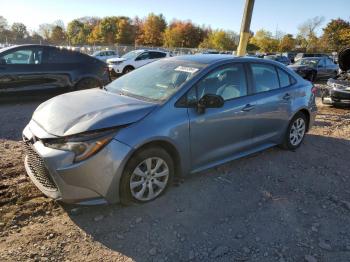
23, 141, 58, 191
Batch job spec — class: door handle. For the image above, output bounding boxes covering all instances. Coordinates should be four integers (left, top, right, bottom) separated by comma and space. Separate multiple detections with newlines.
283, 93, 291, 100
242, 104, 255, 112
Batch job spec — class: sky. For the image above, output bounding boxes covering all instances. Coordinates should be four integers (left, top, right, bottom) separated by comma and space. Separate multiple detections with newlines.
1, 0, 350, 35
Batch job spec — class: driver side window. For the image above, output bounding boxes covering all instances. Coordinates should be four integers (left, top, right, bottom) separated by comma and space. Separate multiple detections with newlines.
136, 52, 150, 61
1, 48, 43, 65
195, 64, 247, 101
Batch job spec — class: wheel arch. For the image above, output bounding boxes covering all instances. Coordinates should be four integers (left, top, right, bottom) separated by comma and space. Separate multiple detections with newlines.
291, 108, 311, 132
126, 139, 182, 179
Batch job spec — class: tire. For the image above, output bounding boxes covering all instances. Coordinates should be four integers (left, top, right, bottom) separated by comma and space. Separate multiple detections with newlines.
120, 147, 174, 205
74, 78, 100, 90
281, 112, 307, 150
122, 66, 134, 75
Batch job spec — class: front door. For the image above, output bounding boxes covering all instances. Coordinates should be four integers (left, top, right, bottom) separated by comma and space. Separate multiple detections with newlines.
188, 63, 255, 171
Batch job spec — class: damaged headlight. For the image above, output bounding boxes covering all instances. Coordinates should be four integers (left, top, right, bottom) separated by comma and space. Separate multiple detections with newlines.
44, 129, 118, 163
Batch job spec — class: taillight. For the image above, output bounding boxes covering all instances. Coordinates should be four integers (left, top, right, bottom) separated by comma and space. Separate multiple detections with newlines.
311, 84, 317, 95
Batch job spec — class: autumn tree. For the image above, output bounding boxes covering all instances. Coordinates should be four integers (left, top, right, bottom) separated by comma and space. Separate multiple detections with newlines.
278, 34, 296, 52
163, 20, 206, 48
250, 29, 279, 52
199, 30, 237, 51
322, 18, 350, 51
115, 17, 135, 45
136, 13, 166, 46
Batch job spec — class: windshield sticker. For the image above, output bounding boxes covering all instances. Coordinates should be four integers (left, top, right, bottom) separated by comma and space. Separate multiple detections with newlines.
175, 66, 199, 74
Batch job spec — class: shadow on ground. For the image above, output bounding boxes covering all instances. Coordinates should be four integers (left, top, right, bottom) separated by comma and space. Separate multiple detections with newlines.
66, 134, 350, 261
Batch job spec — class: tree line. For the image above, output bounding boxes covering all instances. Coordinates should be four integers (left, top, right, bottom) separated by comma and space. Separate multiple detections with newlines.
0, 13, 349, 52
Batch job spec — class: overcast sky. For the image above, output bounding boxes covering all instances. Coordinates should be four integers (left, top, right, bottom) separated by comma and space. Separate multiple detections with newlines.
2, 0, 350, 35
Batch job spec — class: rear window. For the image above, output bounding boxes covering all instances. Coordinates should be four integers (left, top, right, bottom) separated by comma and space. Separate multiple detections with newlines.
47, 48, 85, 64
277, 68, 291, 87
250, 63, 280, 93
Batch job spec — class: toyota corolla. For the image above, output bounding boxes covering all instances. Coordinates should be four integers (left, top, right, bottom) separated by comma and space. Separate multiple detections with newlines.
23, 55, 317, 205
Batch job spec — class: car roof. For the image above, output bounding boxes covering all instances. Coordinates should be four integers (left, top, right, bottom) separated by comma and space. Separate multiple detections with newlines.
171, 54, 271, 65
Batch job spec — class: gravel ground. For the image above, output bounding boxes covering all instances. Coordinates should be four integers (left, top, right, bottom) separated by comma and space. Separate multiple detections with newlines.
1, 86, 350, 262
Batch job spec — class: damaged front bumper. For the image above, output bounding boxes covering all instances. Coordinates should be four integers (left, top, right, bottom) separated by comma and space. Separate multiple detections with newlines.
22, 121, 132, 204
321, 79, 350, 105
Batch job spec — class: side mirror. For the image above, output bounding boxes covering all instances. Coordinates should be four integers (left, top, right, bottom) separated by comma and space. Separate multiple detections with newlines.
197, 94, 224, 114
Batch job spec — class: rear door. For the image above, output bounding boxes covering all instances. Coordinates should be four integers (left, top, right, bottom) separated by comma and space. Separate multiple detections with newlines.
247, 63, 293, 146
0, 46, 46, 94
316, 58, 328, 79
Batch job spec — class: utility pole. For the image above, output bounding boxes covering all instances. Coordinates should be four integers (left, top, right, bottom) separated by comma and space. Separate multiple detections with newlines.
237, 0, 255, 56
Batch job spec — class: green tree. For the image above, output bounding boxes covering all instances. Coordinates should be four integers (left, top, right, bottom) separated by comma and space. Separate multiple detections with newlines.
115, 17, 135, 45
50, 25, 66, 44
67, 19, 87, 45
199, 30, 237, 51
136, 13, 166, 46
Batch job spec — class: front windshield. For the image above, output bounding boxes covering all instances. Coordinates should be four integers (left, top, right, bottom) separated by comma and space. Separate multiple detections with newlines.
295, 59, 319, 68
106, 59, 206, 102
122, 50, 143, 60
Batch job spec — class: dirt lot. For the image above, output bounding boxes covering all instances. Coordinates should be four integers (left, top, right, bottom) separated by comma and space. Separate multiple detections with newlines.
1, 87, 350, 262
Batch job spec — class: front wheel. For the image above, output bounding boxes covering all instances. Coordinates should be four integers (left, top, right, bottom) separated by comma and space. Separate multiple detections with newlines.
120, 147, 174, 205
281, 112, 307, 150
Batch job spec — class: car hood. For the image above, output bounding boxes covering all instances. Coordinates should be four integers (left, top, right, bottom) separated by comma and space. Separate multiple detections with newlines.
338, 47, 350, 72
32, 89, 157, 137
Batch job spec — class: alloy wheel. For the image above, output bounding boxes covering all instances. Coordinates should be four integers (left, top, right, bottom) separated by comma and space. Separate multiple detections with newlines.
130, 157, 169, 201
289, 118, 306, 146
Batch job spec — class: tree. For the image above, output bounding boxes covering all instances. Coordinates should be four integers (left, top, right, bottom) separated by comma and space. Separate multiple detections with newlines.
50, 26, 66, 44
11, 22, 28, 42
115, 17, 135, 45
163, 20, 206, 48
199, 30, 237, 51
278, 34, 296, 52
297, 16, 324, 52
250, 29, 279, 52
0, 15, 8, 31
39, 23, 53, 40
67, 19, 87, 45
322, 18, 350, 51
136, 13, 166, 46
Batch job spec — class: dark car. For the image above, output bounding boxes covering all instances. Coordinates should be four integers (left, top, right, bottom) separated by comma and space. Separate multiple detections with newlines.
294, 53, 328, 62
322, 47, 350, 105
0, 45, 110, 96
288, 57, 339, 82
263, 55, 291, 66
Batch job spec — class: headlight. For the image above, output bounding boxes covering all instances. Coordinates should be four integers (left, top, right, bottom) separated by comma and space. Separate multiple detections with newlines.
44, 129, 117, 163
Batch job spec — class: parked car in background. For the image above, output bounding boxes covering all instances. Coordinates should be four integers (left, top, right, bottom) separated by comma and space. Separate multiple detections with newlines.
288, 57, 338, 82
322, 47, 350, 105
22, 55, 316, 204
92, 50, 119, 62
263, 55, 291, 66
107, 49, 170, 76
0, 45, 110, 96
294, 53, 328, 62
282, 52, 296, 63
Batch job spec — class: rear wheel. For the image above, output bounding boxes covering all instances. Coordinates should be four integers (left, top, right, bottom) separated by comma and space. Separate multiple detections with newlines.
74, 78, 100, 90
281, 112, 307, 150
120, 147, 174, 205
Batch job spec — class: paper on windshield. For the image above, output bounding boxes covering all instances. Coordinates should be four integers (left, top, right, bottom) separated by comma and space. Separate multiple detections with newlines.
175, 66, 199, 74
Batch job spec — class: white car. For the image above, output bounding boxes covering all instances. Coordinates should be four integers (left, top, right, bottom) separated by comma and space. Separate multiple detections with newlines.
107, 49, 170, 75
92, 50, 119, 62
